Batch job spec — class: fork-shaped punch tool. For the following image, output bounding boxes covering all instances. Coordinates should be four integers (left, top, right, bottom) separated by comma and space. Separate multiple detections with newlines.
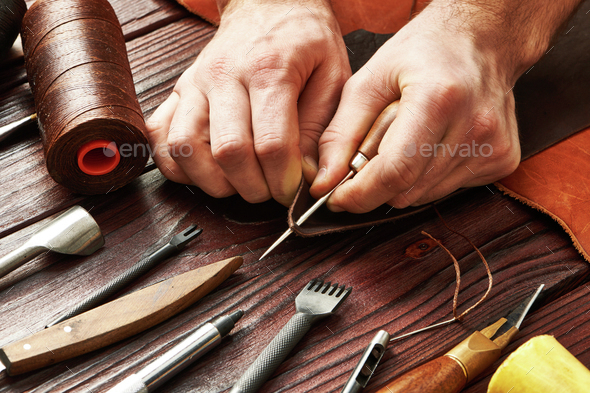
230, 279, 352, 393
46, 224, 202, 327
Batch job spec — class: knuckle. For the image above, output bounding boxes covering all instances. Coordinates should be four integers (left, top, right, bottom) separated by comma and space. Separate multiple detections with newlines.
211, 135, 250, 168
254, 133, 291, 161
167, 129, 193, 158
202, 56, 235, 84
207, 185, 235, 199
470, 111, 500, 140
248, 53, 298, 88
380, 157, 420, 192
343, 74, 389, 106
242, 190, 271, 204
413, 80, 467, 123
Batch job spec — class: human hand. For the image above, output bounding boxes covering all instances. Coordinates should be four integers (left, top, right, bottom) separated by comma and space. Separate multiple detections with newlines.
310, 2, 527, 213
146, 0, 350, 206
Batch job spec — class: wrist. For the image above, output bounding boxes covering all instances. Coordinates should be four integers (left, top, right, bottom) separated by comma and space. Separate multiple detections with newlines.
423, 0, 581, 83
218, 0, 332, 19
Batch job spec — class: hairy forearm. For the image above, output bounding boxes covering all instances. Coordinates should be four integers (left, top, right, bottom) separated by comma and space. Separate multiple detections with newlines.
426, 0, 583, 80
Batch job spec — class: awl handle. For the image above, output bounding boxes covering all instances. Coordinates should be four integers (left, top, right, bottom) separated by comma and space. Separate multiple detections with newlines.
350, 101, 399, 173
375, 355, 467, 393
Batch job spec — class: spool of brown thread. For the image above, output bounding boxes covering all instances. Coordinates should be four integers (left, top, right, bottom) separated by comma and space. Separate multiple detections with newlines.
0, 0, 26, 52
21, 0, 149, 194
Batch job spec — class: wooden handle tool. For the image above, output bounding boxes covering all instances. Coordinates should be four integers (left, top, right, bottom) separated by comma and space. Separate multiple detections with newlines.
0, 256, 242, 376
375, 285, 544, 393
259, 101, 400, 259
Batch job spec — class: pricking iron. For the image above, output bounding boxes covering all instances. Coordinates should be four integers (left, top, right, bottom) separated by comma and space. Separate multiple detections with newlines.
341, 330, 390, 393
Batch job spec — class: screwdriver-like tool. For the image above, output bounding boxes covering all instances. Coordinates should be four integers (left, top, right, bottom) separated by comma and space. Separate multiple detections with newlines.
260, 101, 400, 260
374, 284, 544, 393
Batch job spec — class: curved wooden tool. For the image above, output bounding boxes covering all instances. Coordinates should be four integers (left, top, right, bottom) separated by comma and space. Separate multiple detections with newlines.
0, 256, 242, 376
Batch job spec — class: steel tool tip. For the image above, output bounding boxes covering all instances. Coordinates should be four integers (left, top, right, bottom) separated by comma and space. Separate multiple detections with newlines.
259, 228, 293, 260
229, 310, 244, 323
511, 284, 544, 330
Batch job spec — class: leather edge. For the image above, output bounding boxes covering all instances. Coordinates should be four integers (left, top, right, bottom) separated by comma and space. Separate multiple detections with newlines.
494, 181, 590, 264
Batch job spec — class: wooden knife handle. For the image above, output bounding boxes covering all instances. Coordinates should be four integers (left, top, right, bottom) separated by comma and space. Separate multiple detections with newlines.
375, 355, 467, 393
0, 256, 242, 376
357, 101, 399, 161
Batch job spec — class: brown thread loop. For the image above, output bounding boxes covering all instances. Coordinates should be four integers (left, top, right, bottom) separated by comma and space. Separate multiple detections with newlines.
390, 207, 493, 342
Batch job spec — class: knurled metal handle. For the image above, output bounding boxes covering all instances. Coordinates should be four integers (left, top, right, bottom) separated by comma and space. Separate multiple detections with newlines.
230, 313, 314, 393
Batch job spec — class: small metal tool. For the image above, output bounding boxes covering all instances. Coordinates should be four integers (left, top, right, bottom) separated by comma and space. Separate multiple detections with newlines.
375, 284, 544, 393
0, 113, 36, 143
260, 102, 400, 260
47, 224, 202, 327
230, 279, 352, 393
0, 205, 104, 279
341, 330, 390, 393
106, 310, 244, 393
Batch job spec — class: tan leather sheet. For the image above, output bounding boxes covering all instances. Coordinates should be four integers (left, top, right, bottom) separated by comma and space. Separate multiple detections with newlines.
496, 128, 590, 263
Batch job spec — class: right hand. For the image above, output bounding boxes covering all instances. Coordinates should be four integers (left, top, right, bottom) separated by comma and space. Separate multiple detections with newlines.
145, 0, 351, 206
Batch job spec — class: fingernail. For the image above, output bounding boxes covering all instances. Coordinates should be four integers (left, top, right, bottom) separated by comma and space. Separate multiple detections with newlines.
303, 155, 318, 171
317, 166, 327, 181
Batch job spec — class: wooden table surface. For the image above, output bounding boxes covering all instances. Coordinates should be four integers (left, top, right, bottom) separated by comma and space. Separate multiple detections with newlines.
1, 1, 589, 392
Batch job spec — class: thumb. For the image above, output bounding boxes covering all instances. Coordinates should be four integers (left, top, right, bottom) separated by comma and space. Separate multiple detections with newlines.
311, 66, 396, 198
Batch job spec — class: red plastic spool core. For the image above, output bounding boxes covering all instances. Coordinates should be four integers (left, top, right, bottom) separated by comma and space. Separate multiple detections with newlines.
77, 139, 120, 176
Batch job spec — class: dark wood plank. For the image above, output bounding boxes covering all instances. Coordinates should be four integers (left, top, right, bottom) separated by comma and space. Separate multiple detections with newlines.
0, 183, 587, 392
0, 17, 215, 238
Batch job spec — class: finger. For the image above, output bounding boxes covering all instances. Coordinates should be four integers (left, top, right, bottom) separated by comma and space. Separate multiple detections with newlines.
145, 91, 192, 184
409, 165, 481, 205
209, 83, 271, 203
297, 61, 350, 185
387, 133, 467, 208
310, 68, 394, 199
249, 79, 302, 206
167, 86, 237, 198
327, 94, 447, 213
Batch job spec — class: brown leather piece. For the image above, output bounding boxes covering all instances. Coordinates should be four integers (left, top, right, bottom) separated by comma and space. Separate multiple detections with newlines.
496, 128, 590, 263
288, 178, 430, 237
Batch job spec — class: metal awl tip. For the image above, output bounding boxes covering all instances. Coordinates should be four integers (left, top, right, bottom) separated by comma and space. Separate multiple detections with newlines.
259, 228, 293, 260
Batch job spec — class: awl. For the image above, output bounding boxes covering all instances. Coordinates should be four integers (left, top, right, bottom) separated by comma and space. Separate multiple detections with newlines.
260, 101, 400, 259
375, 284, 544, 393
